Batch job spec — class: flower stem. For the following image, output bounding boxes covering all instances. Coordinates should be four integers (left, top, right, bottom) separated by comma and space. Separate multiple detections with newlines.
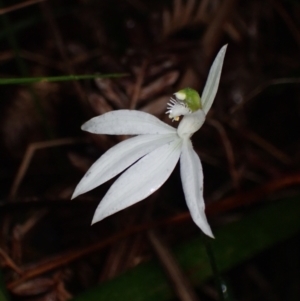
202, 234, 226, 301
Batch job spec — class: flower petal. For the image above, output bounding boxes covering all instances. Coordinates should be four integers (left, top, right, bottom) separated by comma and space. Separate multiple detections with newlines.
82, 110, 176, 135
177, 110, 206, 139
201, 45, 227, 115
180, 139, 213, 237
72, 134, 176, 199
92, 137, 182, 224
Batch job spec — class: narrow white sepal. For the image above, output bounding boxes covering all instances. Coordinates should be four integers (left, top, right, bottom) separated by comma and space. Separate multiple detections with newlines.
92, 138, 182, 224
180, 139, 214, 238
82, 110, 176, 135
201, 45, 227, 115
71, 134, 176, 199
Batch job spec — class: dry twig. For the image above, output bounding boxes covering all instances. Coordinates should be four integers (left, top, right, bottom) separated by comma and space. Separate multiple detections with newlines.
207, 119, 240, 189
0, 0, 45, 15
148, 230, 200, 301
9, 138, 87, 199
0, 248, 23, 275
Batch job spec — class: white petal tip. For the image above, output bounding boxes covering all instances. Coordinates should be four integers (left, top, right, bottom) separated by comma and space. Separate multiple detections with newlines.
205, 230, 215, 239
222, 44, 228, 50
91, 207, 106, 225
199, 221, 214, 238
201, 222, 215, 238
81, 123, 88, 131
219, 45, 228, 56
193, 212, 215, 238
71, 186, 83, 199
91, 214, 102, 225
71, 191, 79, 200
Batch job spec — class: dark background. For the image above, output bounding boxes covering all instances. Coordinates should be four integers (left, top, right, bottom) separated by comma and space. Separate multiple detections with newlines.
1, 0, 300, 300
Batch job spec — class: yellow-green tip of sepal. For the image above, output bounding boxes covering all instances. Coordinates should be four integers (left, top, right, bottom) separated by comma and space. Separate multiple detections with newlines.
174, 88, 202, 112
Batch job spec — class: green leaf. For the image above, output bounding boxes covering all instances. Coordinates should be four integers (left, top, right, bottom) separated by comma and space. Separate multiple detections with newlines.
0, 268, 9, 301
0, 74, 127, 85
72, 196, 300, 301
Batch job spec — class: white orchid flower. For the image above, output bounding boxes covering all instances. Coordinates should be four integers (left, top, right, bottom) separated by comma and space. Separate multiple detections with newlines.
72, 45, 227, 238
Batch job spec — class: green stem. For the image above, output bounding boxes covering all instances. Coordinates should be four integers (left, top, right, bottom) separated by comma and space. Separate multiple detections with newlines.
202, 234, 226, 301
0, 74, 127, 85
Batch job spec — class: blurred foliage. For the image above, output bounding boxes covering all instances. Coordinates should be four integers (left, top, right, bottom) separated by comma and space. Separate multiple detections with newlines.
0, 269, 9, 301
72, 196, 300, 301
